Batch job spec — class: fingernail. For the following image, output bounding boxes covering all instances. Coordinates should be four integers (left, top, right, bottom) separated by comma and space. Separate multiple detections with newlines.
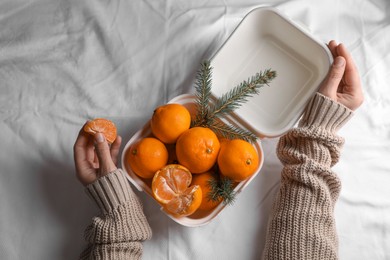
334, 57, 345, 67
95, 133, 105, 143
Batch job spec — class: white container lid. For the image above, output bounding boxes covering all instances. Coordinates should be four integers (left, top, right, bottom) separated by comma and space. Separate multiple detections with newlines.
209, 7, 332, 138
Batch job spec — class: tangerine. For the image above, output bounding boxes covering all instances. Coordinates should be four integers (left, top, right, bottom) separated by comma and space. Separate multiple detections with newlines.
152, 164, 202, 217
191, 171, 221, 211
150, 103, 191, 144
126, 137, 168, 179
176, 127, 220, 174
217, 139, 260, 182
83, 118, 117, 144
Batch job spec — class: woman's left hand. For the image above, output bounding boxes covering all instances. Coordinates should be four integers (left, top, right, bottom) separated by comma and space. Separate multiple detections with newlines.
73, 123, 122, 186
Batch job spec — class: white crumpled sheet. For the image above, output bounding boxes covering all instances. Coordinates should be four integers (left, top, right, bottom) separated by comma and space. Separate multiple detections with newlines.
1, 0, 389, 259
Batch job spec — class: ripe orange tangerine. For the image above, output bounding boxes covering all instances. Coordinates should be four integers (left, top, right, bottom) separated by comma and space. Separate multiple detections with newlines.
83, 118, 117, 144
191, 171, 221, 211
217, 139, 260, 182
151, 103, 191, 144
152, 164, 202, 217
126, 137, 168, 179
176, 127, 220, 174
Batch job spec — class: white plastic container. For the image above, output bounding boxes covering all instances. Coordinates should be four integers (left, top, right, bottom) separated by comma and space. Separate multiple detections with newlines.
121, 6, 332, 227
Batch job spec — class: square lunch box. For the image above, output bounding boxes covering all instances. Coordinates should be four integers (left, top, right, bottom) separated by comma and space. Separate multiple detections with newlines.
121, 6, 332, 227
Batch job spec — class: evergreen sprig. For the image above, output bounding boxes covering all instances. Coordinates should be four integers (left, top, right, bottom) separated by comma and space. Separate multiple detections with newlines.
209, 69, 276, 118
209, 120, 257, 143
193, 60, 212, 127
192, 60, 276, 143
207, 174, 236, 206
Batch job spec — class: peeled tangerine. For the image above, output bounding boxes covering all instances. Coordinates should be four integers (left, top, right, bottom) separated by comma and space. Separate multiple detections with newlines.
83, 118, 117, 144
152, 164, 202, 217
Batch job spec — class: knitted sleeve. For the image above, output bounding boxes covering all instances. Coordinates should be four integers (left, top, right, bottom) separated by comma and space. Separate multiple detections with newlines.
262, 93, 353, 260
80, 169, 152, 260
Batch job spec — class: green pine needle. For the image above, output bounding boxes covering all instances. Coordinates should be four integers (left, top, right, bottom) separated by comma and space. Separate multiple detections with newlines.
209, 69, 276, 118
193, 60, 212, 127
191, 60, 277, 143
209, 120, 258, 143
207, 174, 236, 206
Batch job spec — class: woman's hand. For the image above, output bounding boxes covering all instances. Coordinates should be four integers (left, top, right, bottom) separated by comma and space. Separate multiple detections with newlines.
73, 123, 122, 186
319, 40, 364, 111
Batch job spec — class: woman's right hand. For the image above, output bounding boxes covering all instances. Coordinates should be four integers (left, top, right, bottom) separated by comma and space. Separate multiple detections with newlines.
319, 40, 364, 111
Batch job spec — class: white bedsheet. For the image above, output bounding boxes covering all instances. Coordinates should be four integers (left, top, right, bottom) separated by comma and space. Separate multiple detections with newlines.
1, 0, 389, 259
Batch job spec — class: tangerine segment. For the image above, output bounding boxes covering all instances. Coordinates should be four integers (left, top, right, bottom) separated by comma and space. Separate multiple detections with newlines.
127, 137, 168, 179
217, 139, 260, 182
152, 164, 192, 203
152, 164, 202, 217
176, 127, 220, 174
151, 103, 191, 144
165, 186, 202, 217
83, 118, 117, 144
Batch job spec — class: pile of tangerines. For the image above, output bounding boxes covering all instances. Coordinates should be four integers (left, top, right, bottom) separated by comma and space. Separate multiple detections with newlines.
126, 103, 260, 217
84, 103, 260, 218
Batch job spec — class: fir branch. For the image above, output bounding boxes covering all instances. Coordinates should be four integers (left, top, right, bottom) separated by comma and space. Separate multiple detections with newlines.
209, 69, 276, 118
192, 60, 213, 127
207, 175, 236, 206
209, 120, 258, 143
190, 61, 277, 143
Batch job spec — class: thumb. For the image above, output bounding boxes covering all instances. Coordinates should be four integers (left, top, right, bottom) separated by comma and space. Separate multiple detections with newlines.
94, 133, 117, 175
320, 56, 346, 95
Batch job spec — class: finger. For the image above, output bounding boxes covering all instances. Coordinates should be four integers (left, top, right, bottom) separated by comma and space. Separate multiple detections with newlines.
74, 127, 88, 152
328, 40, 338, 58
86, 136, 97, 162
73, 128, 90, 173
320, 56, 346, 95
110, 136, 122, 166
94, 133, 117, 175
337, 43, 361, 89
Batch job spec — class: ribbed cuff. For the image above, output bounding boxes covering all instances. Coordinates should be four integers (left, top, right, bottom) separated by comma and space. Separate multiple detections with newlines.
85, 169, 134, 215
299, 93, 353, 132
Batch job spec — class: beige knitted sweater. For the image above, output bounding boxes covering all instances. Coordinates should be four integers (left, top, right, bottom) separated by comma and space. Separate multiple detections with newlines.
80, 169, 152, 259
80, 93, 353, 259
